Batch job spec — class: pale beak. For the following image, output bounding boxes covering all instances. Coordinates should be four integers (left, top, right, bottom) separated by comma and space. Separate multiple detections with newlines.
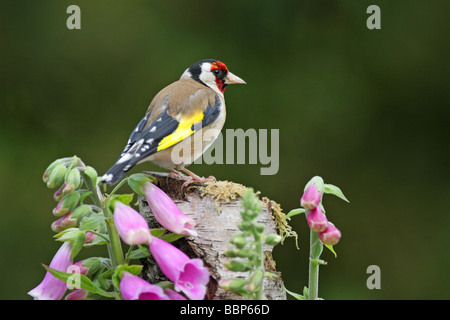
225, 72, 246, 85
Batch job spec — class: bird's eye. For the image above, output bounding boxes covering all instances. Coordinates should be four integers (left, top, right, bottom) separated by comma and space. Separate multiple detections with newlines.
213, 69, 220, 76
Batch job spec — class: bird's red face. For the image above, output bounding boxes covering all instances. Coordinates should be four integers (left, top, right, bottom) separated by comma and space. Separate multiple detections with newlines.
210, 61, 230, 93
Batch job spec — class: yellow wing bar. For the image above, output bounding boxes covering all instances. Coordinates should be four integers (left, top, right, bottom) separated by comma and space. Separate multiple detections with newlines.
156, 111, 204, 152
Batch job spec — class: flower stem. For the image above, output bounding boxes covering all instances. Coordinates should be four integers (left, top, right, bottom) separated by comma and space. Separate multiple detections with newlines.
105, 208, 125, 267
254, 233, 264, 300
80, 170, 124, 268
108, 177, 128, 197
308, 230, 321, 300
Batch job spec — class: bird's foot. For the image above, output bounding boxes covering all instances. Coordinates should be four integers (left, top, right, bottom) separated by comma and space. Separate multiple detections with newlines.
180, 168, 216, 189
169, 168, 188, 180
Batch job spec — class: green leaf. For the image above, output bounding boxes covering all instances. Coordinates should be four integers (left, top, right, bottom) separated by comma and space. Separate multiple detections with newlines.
71, 231, 86, 260
150, 228, 166, 238
83, 233, 109, 247
325, 244, 337, 257
94, 275, 110, 293
102, 267, 115, 278
54, 228, 87, 259
79, 191, 93, 204
114, 194, 135, 206
284, 208, 306, 220
324, 184, 349, 203
82, 257, 111, 279
128, 173, 154, 196
43, 265, 115, 298
155, 281, 174, 290
71, 204, 93, 222
106, 194, 135, 213
126, 246, 151, 260
310, 258, 327, 266
112, 264, 143, 292
304, 176, 324, 194
79, 214, 105, 231
285, 287, 306, 300
310, 232, 323, 259
126, 264, 143, 276
161, 233, 186, 243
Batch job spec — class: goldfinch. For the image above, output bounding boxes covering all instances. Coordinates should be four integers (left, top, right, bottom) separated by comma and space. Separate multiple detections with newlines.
100, 59, 246, 185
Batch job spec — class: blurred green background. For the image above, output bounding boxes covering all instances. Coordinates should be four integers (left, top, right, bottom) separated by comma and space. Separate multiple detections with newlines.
0, 0, 448, 300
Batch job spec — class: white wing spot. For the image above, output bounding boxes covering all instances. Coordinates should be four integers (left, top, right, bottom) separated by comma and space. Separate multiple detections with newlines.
116, 153, 132, 164
150, 126, 156, 133
147, 138, 154, 144
102, 174, 113, 182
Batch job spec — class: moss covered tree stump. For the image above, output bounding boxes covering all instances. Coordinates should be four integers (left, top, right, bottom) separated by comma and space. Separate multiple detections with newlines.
138, 172, 293, 300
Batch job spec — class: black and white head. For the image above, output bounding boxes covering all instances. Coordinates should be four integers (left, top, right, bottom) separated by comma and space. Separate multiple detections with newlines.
181, 59, 246, 95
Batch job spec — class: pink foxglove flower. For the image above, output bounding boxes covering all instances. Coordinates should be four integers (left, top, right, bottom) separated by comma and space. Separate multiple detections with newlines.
143, 182, 197, 236
28, 242, 73, 300
165, 288, 187, 300
318, 223, 342, 245
120, 272, 169, 300
306, 206, 328, 232
113, 201, 151, 245
65, 289, 88, 300
300, 183, 321, 210
149, 236, 209, 300
69, 261, 89, 275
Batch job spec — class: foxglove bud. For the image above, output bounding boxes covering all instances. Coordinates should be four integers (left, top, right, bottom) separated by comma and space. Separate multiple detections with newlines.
53, 183, 67, 201
46, 164, 67, 189
53, 192, 80, 217
84, 232, 97, 244
51, 213, 77, 232
63, 168, 82, 194
225, 248, 254, 258
229, 233, 247, 249
219, 278, 246, 293
60, 212, 78, 229
301, 183, 322, 210
223, 260, 253, 272
265, 234, 282, 246
65, 289, 88, 300
306, 206, 328, 232
113, 201, 151, 245
247, 269, 263, 293
318, 223, 341, 245
70, 205, 93, 223
51, 216, 65, 233
43, 159, 66, 183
